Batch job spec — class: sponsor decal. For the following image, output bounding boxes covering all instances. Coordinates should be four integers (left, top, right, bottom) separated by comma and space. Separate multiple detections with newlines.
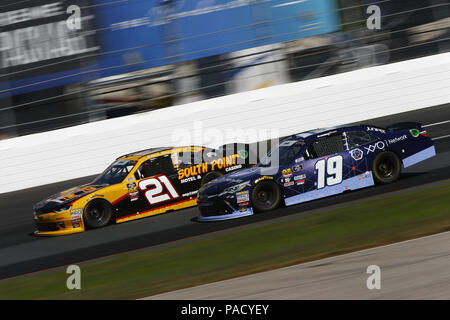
295, 157, 304, 163
178, 163, 208, 180
294, 174, 306, 181
225, 164, 242, 172
350, 148, 364, 161
283, 177, 291, 183
364, 141, 386, 154
358, 171, 371, 180
70, 209, 83, 223
171, 153, 180, 168
210, 154, 239, 171
282, 168, 293, 178
410, 129, 420, 138
72, 222, 80, 228
182, 190, 198, 198
296, 179, 305, 185
180, 176, 199, 184
236, 191, 250, 204
127, 182, 137, 191
292, 164, 303, 172
254, 176, 273, 184
177, 154, 239, 180
367, 127, 386, 133
388, 134, 408, 144
129, 191, 139, 201
284, 181, 294, 187
127, 182, 139, 201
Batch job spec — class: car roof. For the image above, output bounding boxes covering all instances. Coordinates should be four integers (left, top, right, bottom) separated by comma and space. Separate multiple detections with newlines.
290, 125, 347, 140
288, 124, 385, 141
116, 146, 207, 161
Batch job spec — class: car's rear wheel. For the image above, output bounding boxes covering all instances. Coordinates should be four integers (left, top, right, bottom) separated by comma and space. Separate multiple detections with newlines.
251, 181, 282, 212
372, 151, 402, 184
83, 199, 113, 229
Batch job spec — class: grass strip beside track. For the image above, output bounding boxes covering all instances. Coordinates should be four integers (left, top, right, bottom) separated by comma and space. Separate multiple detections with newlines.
1, 182, 450, 299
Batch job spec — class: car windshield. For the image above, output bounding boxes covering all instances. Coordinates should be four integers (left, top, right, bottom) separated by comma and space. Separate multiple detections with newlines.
91, 160, 137, 185
258, 140, 305, 167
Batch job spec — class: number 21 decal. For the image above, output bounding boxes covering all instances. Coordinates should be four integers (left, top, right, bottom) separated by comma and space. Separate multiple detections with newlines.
315, 155, 343, 189
138, 175, 180, 205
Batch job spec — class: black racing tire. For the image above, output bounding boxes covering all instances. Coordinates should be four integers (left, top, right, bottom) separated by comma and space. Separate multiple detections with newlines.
372, 151, 402, 184
251, 181, 282, 213
201, 171, 223, 186
83, 199, 113, 229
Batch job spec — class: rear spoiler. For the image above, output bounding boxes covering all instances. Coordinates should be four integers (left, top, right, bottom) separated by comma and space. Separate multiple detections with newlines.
386, 122, 422, 131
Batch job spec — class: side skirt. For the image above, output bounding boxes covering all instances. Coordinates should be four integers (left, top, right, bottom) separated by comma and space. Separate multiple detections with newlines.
284, 172, 375, 207
197, 207, 254, 222
116, 199, 197, 223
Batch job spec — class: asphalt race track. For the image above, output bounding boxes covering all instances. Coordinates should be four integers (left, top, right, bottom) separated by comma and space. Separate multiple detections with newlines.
0, 103, 449, 280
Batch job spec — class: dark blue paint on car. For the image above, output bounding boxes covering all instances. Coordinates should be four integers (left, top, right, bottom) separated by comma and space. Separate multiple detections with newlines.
196, 123, 436, 221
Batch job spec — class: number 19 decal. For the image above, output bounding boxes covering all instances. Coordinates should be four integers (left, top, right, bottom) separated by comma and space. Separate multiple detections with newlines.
139, 175, 179, 205
315, 155, 343, 189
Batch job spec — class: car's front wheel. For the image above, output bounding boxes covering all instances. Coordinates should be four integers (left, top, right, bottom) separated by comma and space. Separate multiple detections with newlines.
251, 181, 282, 212
201, 171, 223, 186
372, 151, 402, 184
83, 199, 113, 229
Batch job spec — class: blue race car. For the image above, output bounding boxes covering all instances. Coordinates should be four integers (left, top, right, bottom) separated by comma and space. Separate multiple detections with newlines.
196, 123, 436, 221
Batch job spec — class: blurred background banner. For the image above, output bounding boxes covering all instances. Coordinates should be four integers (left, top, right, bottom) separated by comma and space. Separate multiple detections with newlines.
0, 0, 448, 139
95, 0, 340, 77
0, 0, 99, 95
1, 0, 340, 96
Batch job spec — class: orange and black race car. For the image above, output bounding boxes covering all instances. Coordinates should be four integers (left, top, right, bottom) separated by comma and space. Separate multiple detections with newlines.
33, 145, 254, 236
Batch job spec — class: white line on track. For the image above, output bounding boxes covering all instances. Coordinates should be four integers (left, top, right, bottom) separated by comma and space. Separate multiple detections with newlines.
432, 134, 450, 140
423, 119, 450, 127
420, 119, 450, 140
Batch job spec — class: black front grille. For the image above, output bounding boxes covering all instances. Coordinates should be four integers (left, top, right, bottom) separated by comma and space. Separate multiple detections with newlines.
198, 198, 232, 217
34, 222, 59, 232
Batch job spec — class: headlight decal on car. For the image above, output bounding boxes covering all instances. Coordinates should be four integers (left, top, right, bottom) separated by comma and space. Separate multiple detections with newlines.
53, 205, 72, 213
220, 181, 250, 195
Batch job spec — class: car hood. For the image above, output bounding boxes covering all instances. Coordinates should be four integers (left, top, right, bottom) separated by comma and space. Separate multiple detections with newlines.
33, 184, 108, 214
200, 166, 277, 195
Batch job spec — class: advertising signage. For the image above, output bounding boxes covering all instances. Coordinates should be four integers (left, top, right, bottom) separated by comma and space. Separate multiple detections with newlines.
95, 0, 340, 77
0, 0, 99, 96
2, 0, 340, 96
